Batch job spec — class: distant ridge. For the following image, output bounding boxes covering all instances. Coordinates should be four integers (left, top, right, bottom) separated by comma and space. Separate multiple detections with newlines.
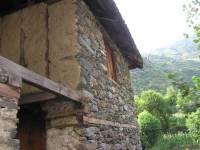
131, 37, 200, 94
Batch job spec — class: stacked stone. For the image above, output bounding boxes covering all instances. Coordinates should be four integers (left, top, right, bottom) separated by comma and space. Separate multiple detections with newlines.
0, 71, 21, 150
42, 100, 82, 150
0, 0, 142, 149
76, 0, 141, 149
0, 97, 19, 150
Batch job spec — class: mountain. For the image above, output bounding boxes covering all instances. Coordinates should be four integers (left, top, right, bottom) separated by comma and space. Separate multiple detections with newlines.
131, 37, 200, 95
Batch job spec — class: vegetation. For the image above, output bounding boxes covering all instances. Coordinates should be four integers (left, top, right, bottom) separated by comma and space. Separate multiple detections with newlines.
186, 108, 200, 142
131, 38, 200, 94
150, 133, 199, 150
138, 110, 161, 149
133, 1, 200, 149
135, 84, 200, 149
135, 47, 200, 150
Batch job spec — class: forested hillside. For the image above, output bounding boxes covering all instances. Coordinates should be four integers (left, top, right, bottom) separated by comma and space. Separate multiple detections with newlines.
131, 37, 200, 94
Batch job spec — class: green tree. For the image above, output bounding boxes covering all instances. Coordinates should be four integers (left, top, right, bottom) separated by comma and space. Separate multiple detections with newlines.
183, 0, 200, 49
176, 76, 200, 113
135, 90, 174, 132
164, 86, 177, 114
186, 108, 200, 142
138, 110, 161, 149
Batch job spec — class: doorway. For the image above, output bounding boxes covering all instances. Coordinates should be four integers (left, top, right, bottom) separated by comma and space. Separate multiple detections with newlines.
17, 104, 46, 150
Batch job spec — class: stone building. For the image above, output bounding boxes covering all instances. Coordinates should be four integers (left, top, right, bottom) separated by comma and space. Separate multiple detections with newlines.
0, 0, 143, 149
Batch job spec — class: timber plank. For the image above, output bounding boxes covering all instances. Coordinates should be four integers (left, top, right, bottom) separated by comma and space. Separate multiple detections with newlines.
83, 116, 137, 129
20, 92, 57, 105
0, 56, 81, 103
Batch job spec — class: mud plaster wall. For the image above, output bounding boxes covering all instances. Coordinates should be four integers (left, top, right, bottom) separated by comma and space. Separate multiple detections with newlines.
0, 0, 80, 93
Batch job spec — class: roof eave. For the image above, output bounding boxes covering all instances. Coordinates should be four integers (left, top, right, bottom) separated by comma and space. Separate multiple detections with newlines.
84, 0, 143, 69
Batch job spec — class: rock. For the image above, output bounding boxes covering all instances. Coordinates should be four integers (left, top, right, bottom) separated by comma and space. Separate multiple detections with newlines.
123, 105, 128, 111
85, 127, 99, 137
91, 104, 98, 112
113, 144, 123, 150
97, 143, 111, 150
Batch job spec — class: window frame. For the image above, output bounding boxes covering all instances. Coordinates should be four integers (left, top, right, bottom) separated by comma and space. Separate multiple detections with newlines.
104, 38, 117, 81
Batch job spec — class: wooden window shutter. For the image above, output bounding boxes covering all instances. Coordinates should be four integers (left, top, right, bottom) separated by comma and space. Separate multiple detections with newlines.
105, 40, 117, 81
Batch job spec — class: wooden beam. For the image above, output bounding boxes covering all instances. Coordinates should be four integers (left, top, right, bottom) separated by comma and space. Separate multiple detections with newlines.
83, 116, 137, 129
19, 91, 57, 105
0, 83, 20, 99
0, 56, 81, 103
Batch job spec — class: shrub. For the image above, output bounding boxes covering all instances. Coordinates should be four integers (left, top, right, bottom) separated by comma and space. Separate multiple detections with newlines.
140, 90, 165, 115
168, 113, 187, 133
186, 108, 200, 142
150, 133, 199, 150
135, 90, 170, 131
137, 110, 161, 149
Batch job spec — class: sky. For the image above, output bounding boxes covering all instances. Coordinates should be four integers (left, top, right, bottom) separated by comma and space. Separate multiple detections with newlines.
114, 0, 193, 53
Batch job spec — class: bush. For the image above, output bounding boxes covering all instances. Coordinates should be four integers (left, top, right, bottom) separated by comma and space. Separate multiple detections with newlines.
168, 113, 187, 133
186, 108, 200, 142
138, 111, 161, 149
140, 90, 165, 115
150, 133, 199, 150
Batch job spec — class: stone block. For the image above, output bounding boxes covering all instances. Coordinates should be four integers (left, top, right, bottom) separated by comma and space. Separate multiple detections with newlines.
0, 117, 17, 131
49, 58, 80, 89
49, 116, 79, 128
43, 100, 78, 119
47, 127, 80, 150
48, 0, 78, 60
1, 11, 21, 64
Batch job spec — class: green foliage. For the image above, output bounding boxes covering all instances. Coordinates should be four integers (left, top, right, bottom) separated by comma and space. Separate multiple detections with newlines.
168, 113, 187, 133
164, 86, 177, 114
183, 0, 200, 27
135, 89, 176, 132
150, 133, 199, 150
186, 108, 200, 142
135, 95, 145, 116
184, 0, 200, 50
135, 82, 200, 148
131, 38, 200, 95
167, 72, 177, 80
138, 111, 161, 149
140, 90, 165, 116
192, 75, 200, 90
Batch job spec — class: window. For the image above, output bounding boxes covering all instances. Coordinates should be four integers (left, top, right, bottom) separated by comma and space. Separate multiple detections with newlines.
104, 39, 117, 81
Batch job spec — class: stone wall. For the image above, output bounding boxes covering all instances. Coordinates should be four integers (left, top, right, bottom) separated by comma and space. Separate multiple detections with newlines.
0, 71, 21, 150
42, 100, 82, 150
0, 97, 19, 150
76, 0, 141, 149
0, 0, 141, 149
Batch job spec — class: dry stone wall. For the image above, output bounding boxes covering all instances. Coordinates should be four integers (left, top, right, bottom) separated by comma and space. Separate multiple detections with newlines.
0, 71, 21, 150
76, 0, 141, 149
0, 0, 141, 149
0, 97, 19, 150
